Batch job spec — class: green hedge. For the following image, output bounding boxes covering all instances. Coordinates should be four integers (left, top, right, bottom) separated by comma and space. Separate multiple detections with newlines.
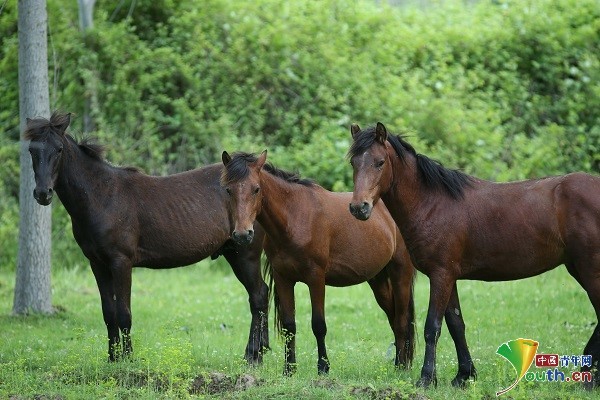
1, 0, 598, 269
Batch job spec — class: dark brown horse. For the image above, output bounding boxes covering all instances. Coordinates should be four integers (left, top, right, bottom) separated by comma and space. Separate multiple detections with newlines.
220, 150, 416, 375
25, 112, 269, 363
348, 122, 600, 388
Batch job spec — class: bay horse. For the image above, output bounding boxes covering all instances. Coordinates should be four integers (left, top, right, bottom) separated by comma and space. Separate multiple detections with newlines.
347, 122, 600, 389
25, 112, 269, 364
220, 150, 416, 375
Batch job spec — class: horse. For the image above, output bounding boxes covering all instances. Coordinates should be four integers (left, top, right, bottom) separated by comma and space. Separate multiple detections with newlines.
347, 122, 600, 389
25, 112, 270, 364
220, 150, 416, 375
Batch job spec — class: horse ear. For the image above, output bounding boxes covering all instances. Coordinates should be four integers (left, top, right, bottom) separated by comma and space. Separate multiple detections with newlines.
222, 151, 232, 166
256, 150, 267, 170
55, 113, 71, 135
375, 122, 388, 144
350, 124, 361, 138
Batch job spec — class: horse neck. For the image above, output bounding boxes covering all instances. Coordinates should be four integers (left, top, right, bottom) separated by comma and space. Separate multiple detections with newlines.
55, 138, 115, 219
255, 172, 307, 240
382, 147, 428, 228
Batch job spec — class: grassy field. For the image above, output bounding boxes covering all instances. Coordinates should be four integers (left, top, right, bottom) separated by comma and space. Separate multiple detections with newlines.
0, 259, 598, 399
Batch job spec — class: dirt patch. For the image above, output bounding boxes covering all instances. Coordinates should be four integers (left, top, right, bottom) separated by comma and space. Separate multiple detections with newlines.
350, 385, 428, 400
311, 377, 343, 390
115, 370, 170, 392
189, 372, 262, 395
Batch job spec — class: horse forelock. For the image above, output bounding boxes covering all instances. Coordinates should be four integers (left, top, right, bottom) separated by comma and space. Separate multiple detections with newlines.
347, 126, 377, 160
24, 111, 70, 141
222, 152, 314, 187
221, 152, 257, 185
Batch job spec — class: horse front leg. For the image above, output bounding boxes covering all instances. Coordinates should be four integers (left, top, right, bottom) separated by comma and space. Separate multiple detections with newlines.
308, 275, 329, 374
444, 283, 477, 387
417, 273, 455, 388
224, 247, 270, 365
274, 275, 297, 376
90, 261, 119, 361
110, 258, 133, 358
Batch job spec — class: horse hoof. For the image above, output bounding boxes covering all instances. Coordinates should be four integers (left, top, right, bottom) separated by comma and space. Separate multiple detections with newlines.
416, 376, 436, 388
283, 364, 297, 377
317, 359, 330, 374
245, 355, 262, 367
451, 376, 467, 388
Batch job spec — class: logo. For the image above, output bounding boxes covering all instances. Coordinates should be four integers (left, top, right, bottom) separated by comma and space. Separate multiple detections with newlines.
496, 338, 592, 396
496, 338, 539, 396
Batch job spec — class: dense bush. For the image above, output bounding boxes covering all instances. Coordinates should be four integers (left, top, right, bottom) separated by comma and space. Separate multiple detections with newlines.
1, 0, 598, 269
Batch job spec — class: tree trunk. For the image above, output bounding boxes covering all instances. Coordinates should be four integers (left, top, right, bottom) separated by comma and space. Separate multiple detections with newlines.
13, 0, 53, 315
78, 0, 96, 133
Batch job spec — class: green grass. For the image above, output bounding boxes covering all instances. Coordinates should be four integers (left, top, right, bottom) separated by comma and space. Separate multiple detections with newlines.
0, 261, 597, 399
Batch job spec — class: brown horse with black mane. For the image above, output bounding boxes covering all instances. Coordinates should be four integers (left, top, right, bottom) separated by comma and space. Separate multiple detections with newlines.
25, 112, 269, 364
347, 122, 600, 389
220, 150, 416, 375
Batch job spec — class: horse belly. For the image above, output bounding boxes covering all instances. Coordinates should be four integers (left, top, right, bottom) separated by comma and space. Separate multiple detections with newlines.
460, 251, 564, 281
134, 231, 227, 268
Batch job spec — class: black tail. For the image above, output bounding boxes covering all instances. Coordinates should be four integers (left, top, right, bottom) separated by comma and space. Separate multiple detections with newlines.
262, 258, 284, 336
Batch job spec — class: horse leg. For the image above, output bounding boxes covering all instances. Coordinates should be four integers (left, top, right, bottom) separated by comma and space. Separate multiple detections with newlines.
444, 283, 476, 387
90, 262, 120, 361
566, 262, 600, 389
368, 268, 413, 368
274, 274, 297, 376
385, 242, 416, 369
110, 258, 133, 358
417, 273, 455, 388
366, 269, 395, 335
307, 276, 329, 374
223, 247, 270, 365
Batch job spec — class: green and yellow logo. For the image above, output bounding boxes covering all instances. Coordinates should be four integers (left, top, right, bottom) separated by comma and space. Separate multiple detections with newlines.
496, 338, 539, 396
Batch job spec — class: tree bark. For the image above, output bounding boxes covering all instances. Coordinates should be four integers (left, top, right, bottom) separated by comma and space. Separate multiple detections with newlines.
78, 0, 96, 133
13, 0, 53, 315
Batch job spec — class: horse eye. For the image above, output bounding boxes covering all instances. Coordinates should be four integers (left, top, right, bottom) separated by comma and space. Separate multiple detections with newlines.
57, 147, 63, 153
375, 160, 385, 168
253, 187, 260, 195
225, 188, 232, 195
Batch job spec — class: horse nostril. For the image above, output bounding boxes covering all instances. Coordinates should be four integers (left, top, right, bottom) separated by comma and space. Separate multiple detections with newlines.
248, 229, 254, 236
361, 201, 369, 209
48, 188, 53, 194
232, 231, 239, 239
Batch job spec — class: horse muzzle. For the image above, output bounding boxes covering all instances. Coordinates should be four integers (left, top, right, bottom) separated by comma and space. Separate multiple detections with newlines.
232, 229, 255, 246
33, 187, 54, 206
349, 201, 373, 221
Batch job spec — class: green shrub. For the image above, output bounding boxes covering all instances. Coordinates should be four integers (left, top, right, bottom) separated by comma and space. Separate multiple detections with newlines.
1, 0, 598, 269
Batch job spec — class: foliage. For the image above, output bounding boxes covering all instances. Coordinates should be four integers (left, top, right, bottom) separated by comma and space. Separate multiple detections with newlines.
0, 0, 599, 270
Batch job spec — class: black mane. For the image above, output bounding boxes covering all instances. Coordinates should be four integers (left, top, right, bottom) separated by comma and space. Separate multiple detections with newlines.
222, 152, 315, 187
348, 126, 472, 199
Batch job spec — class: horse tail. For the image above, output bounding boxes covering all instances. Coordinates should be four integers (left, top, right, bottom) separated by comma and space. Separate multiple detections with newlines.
262, 258, 283, 336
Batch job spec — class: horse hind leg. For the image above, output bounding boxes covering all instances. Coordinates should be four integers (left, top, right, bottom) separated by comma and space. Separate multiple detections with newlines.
307, 277, 329, 374
567, 258, 600, 389
223, 246, 270, 365
367, 270, 398, 362
444, 283, 476, 388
